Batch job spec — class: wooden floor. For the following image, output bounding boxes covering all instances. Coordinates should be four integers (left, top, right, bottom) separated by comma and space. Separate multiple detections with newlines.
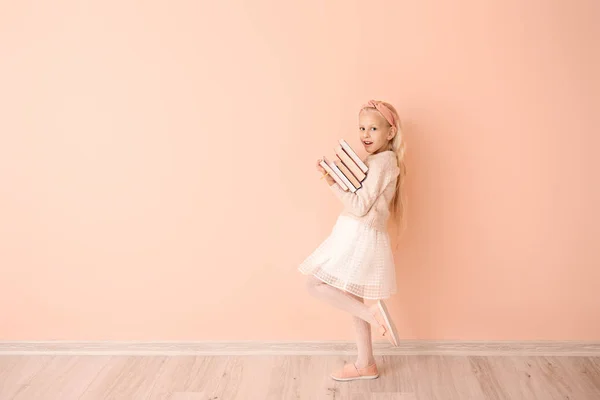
0, 355, 599, 399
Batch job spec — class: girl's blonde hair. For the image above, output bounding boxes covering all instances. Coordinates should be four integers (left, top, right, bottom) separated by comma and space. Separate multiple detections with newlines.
360, 101, 408, 246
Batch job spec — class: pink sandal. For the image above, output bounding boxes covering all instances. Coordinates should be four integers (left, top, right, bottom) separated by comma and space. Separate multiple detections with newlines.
369, 300, 400, 347
330, 362, 379, 381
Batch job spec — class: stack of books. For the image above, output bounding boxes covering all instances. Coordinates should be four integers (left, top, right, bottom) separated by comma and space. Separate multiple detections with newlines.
319, 139, 369, 193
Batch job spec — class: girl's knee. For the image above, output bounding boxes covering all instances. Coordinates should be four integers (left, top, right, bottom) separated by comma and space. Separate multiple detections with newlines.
305, 276, 323, 294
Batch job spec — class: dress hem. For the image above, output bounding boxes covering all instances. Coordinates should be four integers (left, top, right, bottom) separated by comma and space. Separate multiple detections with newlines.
298, 267, 395, 300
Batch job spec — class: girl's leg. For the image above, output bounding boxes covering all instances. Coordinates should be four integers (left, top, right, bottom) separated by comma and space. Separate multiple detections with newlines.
353, 317, 376, 368
348, 293, 376, 368
305, 275, 379, 327
306, 277, 377, 370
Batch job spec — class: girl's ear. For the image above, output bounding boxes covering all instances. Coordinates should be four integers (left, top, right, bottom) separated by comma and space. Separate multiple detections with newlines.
388, 126, 397, 140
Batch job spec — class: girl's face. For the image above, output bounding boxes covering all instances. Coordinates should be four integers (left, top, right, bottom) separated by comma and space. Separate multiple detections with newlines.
359, 109, 395, 154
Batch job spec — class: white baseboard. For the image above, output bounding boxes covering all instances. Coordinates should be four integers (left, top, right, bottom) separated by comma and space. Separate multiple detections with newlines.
0, 341, 599, 356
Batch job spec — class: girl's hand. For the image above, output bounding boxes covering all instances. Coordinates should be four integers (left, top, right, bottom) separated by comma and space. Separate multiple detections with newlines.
316, 159, 327, 174
316, 158, 336, 185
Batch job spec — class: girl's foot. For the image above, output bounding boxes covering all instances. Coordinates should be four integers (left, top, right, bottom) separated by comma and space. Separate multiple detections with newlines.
330, 362, 379, 381
369, 300, 400, 347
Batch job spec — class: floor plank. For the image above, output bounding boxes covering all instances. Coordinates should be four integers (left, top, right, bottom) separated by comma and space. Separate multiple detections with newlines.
0, 355, 598, 399
408, 355, 486, 400
556, 356, 600, 398
79, 356, 167, 399
10, 356, 109, 399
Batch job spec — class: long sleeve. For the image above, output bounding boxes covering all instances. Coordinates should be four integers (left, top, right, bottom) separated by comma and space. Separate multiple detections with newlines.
328, 152, 399, 217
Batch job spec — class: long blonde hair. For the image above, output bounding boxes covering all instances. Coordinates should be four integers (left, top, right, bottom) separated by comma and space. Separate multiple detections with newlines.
361, 101, 408, 246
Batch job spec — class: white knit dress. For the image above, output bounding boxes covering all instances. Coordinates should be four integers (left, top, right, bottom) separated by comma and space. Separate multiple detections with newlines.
298, 150, 400, 299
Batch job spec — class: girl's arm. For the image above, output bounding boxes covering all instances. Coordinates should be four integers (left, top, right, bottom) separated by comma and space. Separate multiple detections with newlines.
328, 154, 399, 217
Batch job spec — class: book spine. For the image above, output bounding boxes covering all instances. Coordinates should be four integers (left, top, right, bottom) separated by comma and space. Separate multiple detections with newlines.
335, 160, 361, 189
335, 146, 366, 182
320, 159, 348, 191
330, 162, 356, 193
339, 139, 368, 173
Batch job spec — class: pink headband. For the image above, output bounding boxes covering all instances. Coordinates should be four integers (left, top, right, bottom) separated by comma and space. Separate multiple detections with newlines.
362, 100, 396, 127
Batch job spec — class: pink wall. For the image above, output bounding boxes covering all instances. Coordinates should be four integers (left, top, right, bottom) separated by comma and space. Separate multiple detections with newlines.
1, 1, 598, 341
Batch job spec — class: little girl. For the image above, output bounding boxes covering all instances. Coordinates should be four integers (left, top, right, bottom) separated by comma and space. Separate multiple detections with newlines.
298, 100, 407, 382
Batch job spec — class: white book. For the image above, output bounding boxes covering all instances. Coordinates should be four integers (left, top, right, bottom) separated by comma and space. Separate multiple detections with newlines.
339, 139, 368, 174
319, 158, 348, 191
328, 158, 357, 193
